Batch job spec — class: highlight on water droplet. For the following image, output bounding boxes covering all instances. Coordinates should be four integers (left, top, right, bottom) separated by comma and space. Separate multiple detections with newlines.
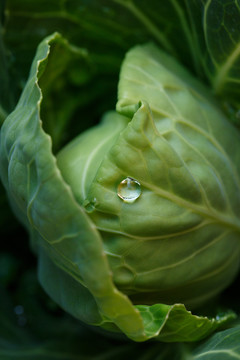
117, 177, 141, 203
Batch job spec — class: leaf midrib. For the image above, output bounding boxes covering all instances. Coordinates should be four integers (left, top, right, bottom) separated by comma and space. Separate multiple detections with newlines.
141, 180, 240, 233
194, 348, 240, 360
212, 43, 240, 93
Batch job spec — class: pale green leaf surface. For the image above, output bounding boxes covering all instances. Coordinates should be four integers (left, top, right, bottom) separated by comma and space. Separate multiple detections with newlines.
57, 111, 129, 205
84, 100, 240, 309
117, 44, 240, 214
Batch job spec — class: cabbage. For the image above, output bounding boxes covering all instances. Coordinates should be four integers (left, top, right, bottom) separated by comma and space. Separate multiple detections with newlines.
1, 0, 240, 357
1, 33, 239, 343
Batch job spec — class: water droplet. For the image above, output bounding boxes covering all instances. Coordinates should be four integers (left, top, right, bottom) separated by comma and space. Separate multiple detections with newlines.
83, 198, 98, 212
117, 177, 141, 203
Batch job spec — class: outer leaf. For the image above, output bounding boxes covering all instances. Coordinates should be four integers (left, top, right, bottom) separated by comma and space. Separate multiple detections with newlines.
37, 38, 94, 153
0, 33, 148, 342
136, 304, 235, 342
2, 0, 209, 115
193, 324, 240, 359
203, 0, 240, 112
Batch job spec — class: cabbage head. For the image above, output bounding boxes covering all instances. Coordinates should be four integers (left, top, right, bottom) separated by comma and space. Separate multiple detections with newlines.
0, 33, 240, 343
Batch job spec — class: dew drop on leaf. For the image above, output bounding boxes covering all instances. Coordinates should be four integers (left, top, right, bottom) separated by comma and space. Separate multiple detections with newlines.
117, 177, 141, 203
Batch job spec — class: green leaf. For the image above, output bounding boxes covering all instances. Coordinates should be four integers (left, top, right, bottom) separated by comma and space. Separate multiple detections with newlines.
193, 324, 240, 359
2, 0, 210, 113
0, 32, 148, 342
203, 0, 240, 119
3, 0, 195, 68
137, 304, 236, 342
37, 38, 94, 152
